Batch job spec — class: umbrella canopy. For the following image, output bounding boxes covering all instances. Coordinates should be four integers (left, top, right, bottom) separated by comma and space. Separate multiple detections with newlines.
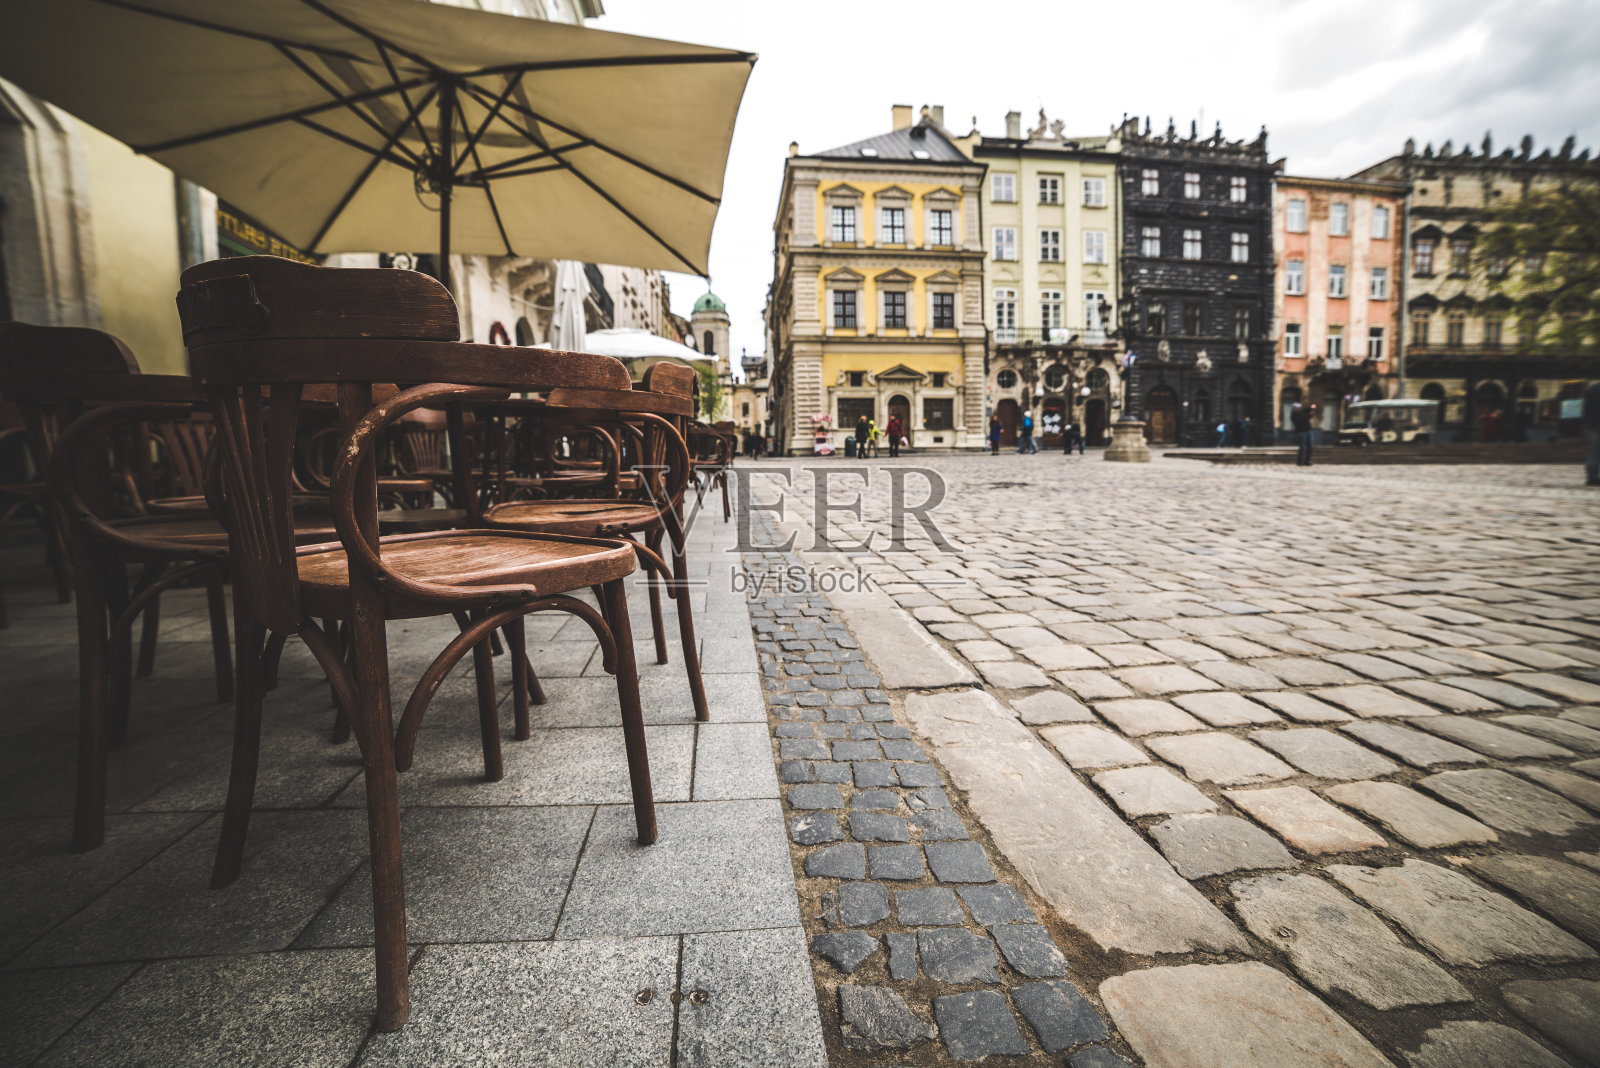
578, 328, 712, 364
550, 259, 587, 352
0, 0, 753, 278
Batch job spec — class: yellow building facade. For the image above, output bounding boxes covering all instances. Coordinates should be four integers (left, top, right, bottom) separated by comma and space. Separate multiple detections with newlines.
768, 106, 988, 453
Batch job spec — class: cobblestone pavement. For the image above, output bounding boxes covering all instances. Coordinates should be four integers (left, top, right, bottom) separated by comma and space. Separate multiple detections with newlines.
742, 453, 1600, 1067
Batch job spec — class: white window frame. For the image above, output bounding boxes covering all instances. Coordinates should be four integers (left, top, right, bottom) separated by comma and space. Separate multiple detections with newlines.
1038, 175, 1061, 204
1141, 168, 1160, 196
1140, 226, 1161, 257
929, 289, 957, 330
992, 287, 1018, 341
1285, 259, 1305, 295
1082, 177, 1107, 207
1327, 326, 1345, 362
1038, 228, 1062, 262
1230, 231, 1249, 263
880, 287, 909, 329
991, 173, 1016, 203
830, 205, 857, 244
1229, 176, 1247, 203
1040, 289, 1064, 331
831, 287, 859, 329
1372, 204, 1391, 239
1367, 327, 1384, 361
879, 206, 906, 245
992, 227, 1017, 261
1287, 198, 1307, 233
1369, 267, 1388, 300
1183, 172, 1201, 199
1284, 322, 1303, 356
1182, 228, 1203, 260
1082, 230, 1107, 264
1329, 264, 1347, 298
928, 208, 953, 246
1329, 203, 1349, 236
1083, 290, 1108, 341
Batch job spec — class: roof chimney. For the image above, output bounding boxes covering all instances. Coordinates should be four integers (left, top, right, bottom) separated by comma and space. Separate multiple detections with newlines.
930, 105, 945, 127
788, 141, 799, 157
1005, 110, 1021, 139
891, 104, 913, 131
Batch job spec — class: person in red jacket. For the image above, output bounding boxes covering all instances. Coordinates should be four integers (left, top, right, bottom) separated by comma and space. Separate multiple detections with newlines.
886, 414, 904, 458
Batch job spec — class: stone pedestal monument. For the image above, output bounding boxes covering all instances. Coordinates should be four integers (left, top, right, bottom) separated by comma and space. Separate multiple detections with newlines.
1104, 419, 1151, 463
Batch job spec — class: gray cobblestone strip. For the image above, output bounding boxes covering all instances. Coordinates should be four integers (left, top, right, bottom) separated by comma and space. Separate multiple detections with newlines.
739, 509, 1134, 1066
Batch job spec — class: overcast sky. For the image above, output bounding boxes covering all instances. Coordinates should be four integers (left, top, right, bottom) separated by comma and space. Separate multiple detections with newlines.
599, 0, 1600, 371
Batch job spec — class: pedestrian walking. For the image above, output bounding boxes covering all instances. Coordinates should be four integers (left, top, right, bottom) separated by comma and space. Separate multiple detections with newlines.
1291, 403, 1315, 466
887, 414, 903, 458
988, 414, 1002, 455
854, 413, 870, 459
1584, 379, 1600, 486
1018, 411, 1038, 454
1215, 420, 1228, 449
1240, 416, 1253, 448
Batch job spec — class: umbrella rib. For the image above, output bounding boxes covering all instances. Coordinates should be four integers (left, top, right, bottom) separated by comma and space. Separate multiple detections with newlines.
306, 83, 441, 252
375, 40, 435, 162
464, 139, 514, 257
84, 0, 380, 66
275, 44, 423, 169
295, 0, 443, 76
544, 157, 703, 274
454, 71, 530, 176
464, 52, 756, 79
460, 142, 592, 183
294, 117, 415, 169
135, 77, 433, 154
459, 81, 721, 206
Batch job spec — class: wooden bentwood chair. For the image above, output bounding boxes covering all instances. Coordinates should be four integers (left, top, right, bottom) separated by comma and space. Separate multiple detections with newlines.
178, 256, 658, 1031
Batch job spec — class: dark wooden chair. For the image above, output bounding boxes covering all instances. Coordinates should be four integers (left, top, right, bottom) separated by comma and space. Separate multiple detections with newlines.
479, 362, 709, 720
178, 255, 657, 1032
688, 418, 735, 522
0, 399, 71, 628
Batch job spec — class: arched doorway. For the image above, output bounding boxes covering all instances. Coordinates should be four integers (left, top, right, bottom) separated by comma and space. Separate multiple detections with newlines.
995, 398, 1021, 446
1084, 398, 1107, 445
888, 393, 911, 437
1041, 397, 1065, 445
1475, 381, 1506, 440
515, 316, 535, 346
1147, 385, 1178, 444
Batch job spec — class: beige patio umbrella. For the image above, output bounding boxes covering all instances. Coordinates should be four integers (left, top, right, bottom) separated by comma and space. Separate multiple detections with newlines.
0, 0, 753, 288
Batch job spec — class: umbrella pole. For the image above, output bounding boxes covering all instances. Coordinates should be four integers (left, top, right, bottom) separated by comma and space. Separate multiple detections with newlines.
437, 81, 455, 301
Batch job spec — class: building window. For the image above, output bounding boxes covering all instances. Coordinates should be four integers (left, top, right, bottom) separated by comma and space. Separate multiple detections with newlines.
1146, 301, 1166, 335
1230, 176, 1247, 203
929, 209, 953, 245
882, 290, 907, 329
1329, 264, 1347, 297
1084, 290, 1108, 339
931, 372, 947, 388
1367, 327, 1384, 361
1446, 311, 1465, 347
1524, 253, 1544, 277
1183, 172, 1201, 199
1182, 303, 1202, 336
1484, 315, 1502, 349
1411, 310, 1430, 346
1141, 226, 1161, 257
1487, 255, 1508, 279
1372, 204, 1391, 239
1041, 289, 1063, 332
1519, 313, 1539, 345
1287, 198, 1307, 232
992, 173, 1016, 202
1285, 259, 1304, 294
993, 227, 1017, 261
1370, 267, 1389, 300
993, 288, 1017, 339
742, 402, 750, 417
1231, 232, 1250, 263
837, 397, 874, 427
1329, 203, 1349, 236
1327, 325, 1344, 361
1083, 230, 1107, 264
833, 289, 857, 328
1039, 229, 1062, 262
1413, 239, 1434, 275
880, 207, 906, 245
922, 397, 954, 430
848, 371, 866, 387
1450, 240, 1471, 276
1082, 177, 1106, 206
1285, 322, 1302, 356
997, 368, 1018, 388
1233, 308, 1251, 338
1045, 365, 1066, 390
1039, 176, 1061, 204
831, 206, 856, 243
1182, 229, 1203, 260
931, 291, 955, 329
703, 330, 714, 355
1141, 168, 1160, 196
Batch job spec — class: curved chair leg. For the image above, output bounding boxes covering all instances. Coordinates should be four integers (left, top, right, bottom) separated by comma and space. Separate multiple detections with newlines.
506, 617, 532, 741
668, 524, 710, 722
211, 587, 266, 890
719, 467, 731, 522
105, 557, 134, 749
205, 569, 234, 703
645, 530, 668, 665
135, 562, 164, 678
602, 579, 657, 845
262, 631, 289, 691
329, 619, 353, 744
469, 607, 503, 781
70, 534, 111, 852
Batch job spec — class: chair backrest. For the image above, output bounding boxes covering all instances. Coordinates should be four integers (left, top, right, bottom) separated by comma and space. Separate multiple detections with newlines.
178, 256, 633, 629
642, 361, 696, 403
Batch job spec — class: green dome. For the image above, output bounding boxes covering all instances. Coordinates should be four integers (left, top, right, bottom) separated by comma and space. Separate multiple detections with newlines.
693, 291, 726, 314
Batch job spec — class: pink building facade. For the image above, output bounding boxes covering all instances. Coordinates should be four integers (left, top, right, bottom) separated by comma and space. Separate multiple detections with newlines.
1272, 175, 1408, 430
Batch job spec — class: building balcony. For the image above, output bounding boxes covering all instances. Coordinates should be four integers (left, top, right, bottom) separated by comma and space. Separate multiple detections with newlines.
994, 327, 1112, 347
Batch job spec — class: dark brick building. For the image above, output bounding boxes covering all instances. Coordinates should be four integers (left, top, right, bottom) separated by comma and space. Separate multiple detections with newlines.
1115, 118, 1276, 445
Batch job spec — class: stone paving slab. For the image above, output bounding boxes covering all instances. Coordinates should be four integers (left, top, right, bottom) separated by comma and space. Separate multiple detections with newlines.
1321, 781, 1498, 848
1094, 766, 1218, 817
1149, 814, 1296, 879
1147, 733, 1296, 786
1338, 721, 1486, 768
1041, 724, 1151, 769
1409, 717, 1575, 761
1406, 1021, 1570, 1068
1249, 727, 1401, 780
1225, 786, 1388, 855
1465, 853, 1600, 946
1501, 978, 1600, 1065
1416, 769, 1596, 837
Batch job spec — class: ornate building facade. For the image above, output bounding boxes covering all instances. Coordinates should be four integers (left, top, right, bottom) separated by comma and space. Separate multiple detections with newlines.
768, 106, 988, 454
959, 110, 1123, 446
1272, 175, 1407, 431
1353, 136, 1600, 438
1116, 118, 1277, 445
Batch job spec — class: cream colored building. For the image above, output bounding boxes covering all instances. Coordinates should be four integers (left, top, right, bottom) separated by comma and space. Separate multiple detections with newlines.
953, 110, 1124, 446
768, 105, 988, 454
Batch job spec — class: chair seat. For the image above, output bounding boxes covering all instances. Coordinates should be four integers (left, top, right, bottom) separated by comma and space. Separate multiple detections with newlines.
296, 529, 636, 618
109, 513, 338, 549
376, 507, 469, 533
484, 499, 662, 536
